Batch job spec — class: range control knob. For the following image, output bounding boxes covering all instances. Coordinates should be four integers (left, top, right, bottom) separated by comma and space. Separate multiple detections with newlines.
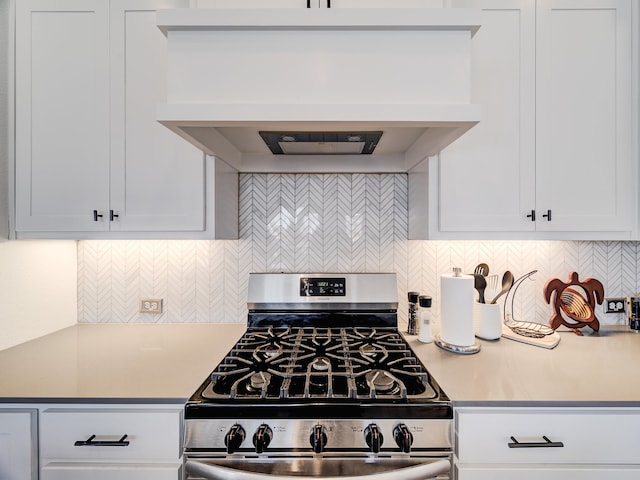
310, 424, 328, 453
224, 424, 246, 454
364, 423, 384, 453
252, 424, 273, 454
393, 423, 414, 453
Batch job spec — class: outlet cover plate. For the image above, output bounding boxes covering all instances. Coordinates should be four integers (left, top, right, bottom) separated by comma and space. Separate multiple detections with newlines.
605, 298, 625, 313
140, 298, 163, 314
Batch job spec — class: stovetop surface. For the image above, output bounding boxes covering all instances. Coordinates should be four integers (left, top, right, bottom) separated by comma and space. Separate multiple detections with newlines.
203, 326, 436, 401
187, 324, 451, 420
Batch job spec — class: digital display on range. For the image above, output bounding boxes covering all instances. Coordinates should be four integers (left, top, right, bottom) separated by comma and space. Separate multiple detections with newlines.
300, 277, 346, 297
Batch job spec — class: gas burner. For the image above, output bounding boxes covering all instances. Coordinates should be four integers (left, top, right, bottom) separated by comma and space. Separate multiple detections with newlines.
310, 356, 331, 372
364, 369, 402, 396
357, 343, 389, 364
249, 371, 271, 391
253, 343, 283, 362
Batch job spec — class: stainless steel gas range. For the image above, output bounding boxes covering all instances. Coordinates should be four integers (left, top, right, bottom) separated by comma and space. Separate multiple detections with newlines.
184, 273, 452, 480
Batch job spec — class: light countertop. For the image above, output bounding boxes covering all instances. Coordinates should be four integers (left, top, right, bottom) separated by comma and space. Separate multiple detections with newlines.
0, 323, 639, 405
408, 325, 640, 406
0, 323, 245, 403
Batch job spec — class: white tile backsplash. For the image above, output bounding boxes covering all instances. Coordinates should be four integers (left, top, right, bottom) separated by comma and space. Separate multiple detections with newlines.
78, 173, 637, 327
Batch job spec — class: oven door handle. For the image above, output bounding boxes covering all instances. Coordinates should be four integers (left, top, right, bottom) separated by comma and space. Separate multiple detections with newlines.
185, 459, 451, 480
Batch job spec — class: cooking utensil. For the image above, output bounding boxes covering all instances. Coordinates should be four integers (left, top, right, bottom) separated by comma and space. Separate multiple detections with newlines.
489, 271, 514, 304
472, 273, 487, 304
485, 274, 499, 300
474, 263, 490, 276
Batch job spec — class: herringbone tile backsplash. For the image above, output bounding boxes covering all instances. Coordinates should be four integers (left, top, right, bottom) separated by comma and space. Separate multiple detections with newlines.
78, 173, 636, 327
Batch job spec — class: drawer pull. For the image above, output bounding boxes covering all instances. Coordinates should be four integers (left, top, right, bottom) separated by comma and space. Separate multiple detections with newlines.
74, 434, 130, 447
508, 435, 564, 448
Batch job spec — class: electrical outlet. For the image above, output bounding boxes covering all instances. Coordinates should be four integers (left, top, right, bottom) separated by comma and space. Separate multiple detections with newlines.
140, 298, 163, 314
604, 298, 625, 314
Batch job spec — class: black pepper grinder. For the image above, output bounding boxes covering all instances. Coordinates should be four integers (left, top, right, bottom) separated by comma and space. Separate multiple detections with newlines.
407, 291, 419, 335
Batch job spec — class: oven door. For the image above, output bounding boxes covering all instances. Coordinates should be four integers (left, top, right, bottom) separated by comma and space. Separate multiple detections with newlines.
185, 455, 451, 480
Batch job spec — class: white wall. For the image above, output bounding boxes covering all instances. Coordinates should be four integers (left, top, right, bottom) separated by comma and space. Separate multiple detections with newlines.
1, 0, 10, 238
78, 174, 634, 329
0, 1, 78, 351
0, 241, 78, 351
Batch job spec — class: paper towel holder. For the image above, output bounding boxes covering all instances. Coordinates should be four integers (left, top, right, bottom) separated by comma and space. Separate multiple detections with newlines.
434, 336, 481, 355
434, 266, 481, 355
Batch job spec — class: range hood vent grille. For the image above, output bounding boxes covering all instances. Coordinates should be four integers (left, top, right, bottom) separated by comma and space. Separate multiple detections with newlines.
259, 131, 382, 155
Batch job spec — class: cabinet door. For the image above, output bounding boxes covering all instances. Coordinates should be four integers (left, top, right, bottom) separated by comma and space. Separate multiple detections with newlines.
15, 0, 110, 232
535, 0, 633, 233
329, 1, 446, 7
192, 0, 314, 7
436, 0, 536, 233
40, 408, 182, 461
41, 464, 181, 480
109, 0, 206, 233
457, 466, 640, 480
0, 410, 37, 480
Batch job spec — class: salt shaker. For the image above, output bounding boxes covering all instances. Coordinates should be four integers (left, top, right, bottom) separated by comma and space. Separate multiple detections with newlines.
418, 295, 433, 343
407, 291, 419, 335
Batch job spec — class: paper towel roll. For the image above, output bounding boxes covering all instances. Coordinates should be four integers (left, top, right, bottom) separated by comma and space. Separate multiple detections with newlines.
440, 272, 475, 347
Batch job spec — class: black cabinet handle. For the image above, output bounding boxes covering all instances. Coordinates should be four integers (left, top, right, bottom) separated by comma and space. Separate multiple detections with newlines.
508, 435, 563, 448
526, 210, 536, 221
93, 210, 104, 222
307, 0, 311, 7
327, 0, 331, 7
110, 210, 119, 221
542, 209, 552, 221
74, 434, 129, 447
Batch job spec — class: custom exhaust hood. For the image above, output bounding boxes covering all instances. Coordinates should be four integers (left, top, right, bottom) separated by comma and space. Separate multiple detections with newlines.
156, 7, 481, 173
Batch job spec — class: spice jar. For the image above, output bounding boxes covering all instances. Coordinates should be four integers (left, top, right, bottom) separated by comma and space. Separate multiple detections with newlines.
407, 291, 419, 335
418, 296, 433, 343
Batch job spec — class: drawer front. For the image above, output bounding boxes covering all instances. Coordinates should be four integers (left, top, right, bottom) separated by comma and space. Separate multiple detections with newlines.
41, 462, 181, 480
41, 408, 182, 461
456, 408, 640, 464
456, 465, 640, 480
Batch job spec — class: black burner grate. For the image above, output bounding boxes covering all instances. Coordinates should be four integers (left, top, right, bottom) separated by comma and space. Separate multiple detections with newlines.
205, 327, 437, 401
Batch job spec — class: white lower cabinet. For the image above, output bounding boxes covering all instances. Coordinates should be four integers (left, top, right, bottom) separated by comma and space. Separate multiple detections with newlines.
455, 407, 640, 479
457, 466, 640, 480
0, 409, 38, 480
41, 464, 181, 480
39, 405, 183, 480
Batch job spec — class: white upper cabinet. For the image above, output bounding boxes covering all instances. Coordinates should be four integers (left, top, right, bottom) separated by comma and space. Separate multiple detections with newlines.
193, 0, 312, 7
534, 0, 633, 234
436, 0, 536, 235
192, 0, 446, 7
412, 0, 636, 240
15, 0, 111, 233
14, 0, 236, 239
109, 0, 207, 234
